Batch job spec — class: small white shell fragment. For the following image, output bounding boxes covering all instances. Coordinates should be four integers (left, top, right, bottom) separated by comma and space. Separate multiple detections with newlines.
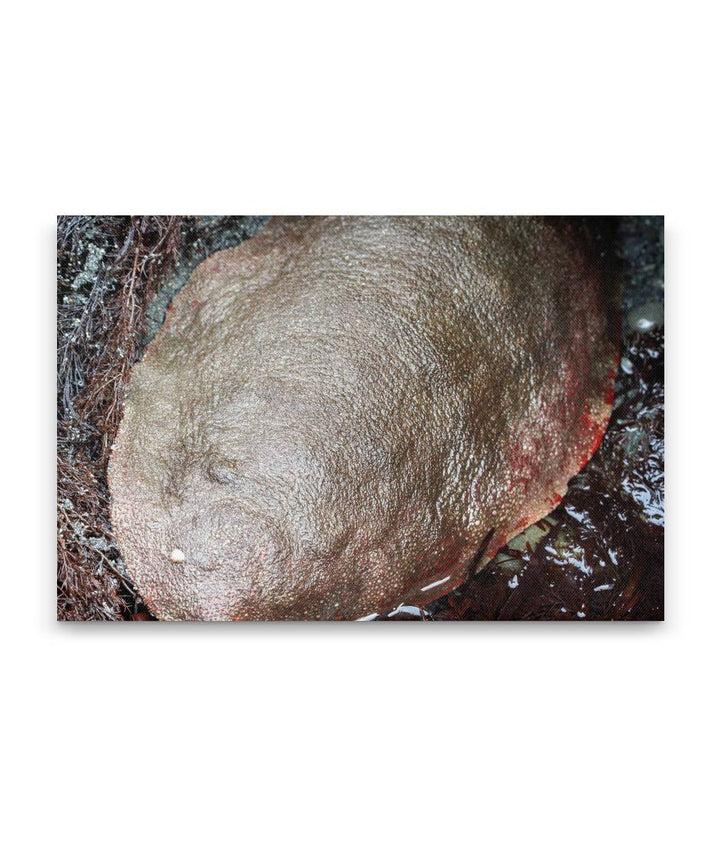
627, 300, 664, 332
169, 548, 186, 563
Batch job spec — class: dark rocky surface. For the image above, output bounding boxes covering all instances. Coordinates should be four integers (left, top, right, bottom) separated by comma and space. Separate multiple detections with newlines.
616, 216, 664, 324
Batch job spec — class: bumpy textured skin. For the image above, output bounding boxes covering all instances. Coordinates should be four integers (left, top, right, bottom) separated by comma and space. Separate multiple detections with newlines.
108, 217, 619, 620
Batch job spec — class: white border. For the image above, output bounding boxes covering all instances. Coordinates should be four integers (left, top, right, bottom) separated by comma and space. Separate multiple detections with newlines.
4, 3, 716, 854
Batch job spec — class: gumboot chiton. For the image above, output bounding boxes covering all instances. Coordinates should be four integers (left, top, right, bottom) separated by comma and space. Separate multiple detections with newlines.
108, 216, 619, 620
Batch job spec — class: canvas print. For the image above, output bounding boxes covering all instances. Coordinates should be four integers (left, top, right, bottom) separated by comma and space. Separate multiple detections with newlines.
57, 216, 664, 621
